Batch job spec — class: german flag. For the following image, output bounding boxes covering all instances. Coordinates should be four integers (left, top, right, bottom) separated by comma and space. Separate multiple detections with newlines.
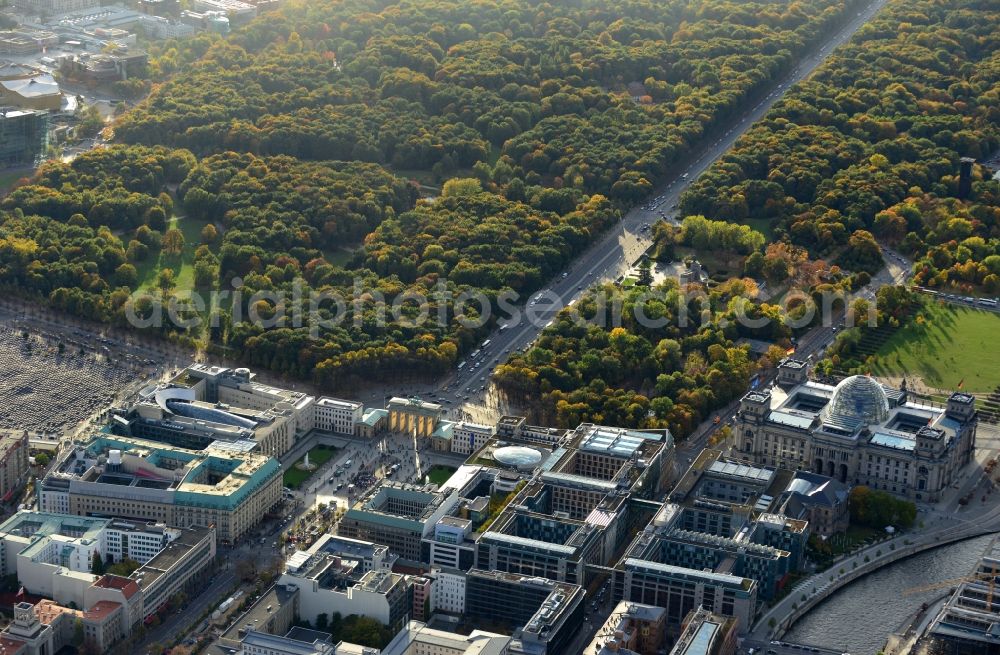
957, 379, 965, 390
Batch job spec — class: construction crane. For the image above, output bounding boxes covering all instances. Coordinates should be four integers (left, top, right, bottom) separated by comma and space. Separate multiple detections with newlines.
903, 567, 999, 604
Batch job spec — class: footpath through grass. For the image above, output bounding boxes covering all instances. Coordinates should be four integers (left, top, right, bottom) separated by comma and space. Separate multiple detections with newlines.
869, 299, 1000, 393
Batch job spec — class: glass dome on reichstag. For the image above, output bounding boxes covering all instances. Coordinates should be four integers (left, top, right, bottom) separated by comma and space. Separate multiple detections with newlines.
821, 375, 890, 426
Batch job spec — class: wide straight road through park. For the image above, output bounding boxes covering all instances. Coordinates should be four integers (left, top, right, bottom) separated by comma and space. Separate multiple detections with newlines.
426, 0, 893, 414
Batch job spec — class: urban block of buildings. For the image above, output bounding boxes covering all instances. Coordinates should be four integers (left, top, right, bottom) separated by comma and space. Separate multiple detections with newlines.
0, 510, 216, 653
111, 364, 317, 458
110, 365, 395, 452
610, 446, 849, 636
0, 432, 30, 503
277, 534, 410, 634
38, 433, 281, 543
475, 423, 673, 586
338, 480, 464, 565
735, 360, 977, 501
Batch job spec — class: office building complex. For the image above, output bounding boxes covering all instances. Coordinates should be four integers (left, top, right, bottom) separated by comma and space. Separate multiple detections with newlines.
476, 424, 673, 585
610, 447, 834, 634
12, 0, 99, 13
39, 434, 280, 543
0, 524, 212, 652
613, 449, 812, 627
615, 552, 756, 638
496, 415, 570, 445
131, 524, 216, 619
0, 511, 185, 603
190, 0, 257, 23
0, 108, 47, 168
339, 481, 461, 564
922, 536, 1000, 655
0, 432, 30, 504
111, 364, 315, 457
279, 557, 411, 634
421, 466, 519, 571
465, 569, 585, 655
735, 360, 976, 500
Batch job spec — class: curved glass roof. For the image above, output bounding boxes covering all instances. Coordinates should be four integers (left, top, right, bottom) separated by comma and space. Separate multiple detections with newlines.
822, 375, 889, 426
166, 399, 257, 429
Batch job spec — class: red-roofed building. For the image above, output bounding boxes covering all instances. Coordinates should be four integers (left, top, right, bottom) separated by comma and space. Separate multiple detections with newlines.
90, 574, 139, 599
86, 575, 142, 634
2, 597, 126, 654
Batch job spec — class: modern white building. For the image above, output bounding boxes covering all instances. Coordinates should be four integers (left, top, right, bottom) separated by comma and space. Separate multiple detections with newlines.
278, 553, 410, 633
190, 0, 256, 22
429, 568, 466, 614
0, 511, 178, 607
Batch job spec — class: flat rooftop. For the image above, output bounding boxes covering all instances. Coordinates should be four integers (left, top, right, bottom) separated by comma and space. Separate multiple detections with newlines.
130, 526, 213, 592
221, 584, 298, 645
317, 397, 362, 410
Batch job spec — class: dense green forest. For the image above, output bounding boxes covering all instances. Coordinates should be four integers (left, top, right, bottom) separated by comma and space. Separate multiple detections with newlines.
493, 278, 790, 435
0, 0, 873, 388
680, 0, 1000, 292
119, 0, 864, 199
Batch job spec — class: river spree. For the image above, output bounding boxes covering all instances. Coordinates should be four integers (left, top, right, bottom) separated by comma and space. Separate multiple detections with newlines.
785, 533, 996, 654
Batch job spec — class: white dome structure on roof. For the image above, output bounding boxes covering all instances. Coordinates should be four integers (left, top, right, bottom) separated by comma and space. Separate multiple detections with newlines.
493, 446, 542, 470
822, 375, 890, 425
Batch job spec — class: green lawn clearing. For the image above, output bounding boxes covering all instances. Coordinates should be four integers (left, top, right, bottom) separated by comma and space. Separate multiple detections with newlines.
740, 216, 776, 241
869, 299, 1000, 393
283, 445, 338, 489
322, 246, 359, 268
135, 214, 214, 293
427, 465, 457, 486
